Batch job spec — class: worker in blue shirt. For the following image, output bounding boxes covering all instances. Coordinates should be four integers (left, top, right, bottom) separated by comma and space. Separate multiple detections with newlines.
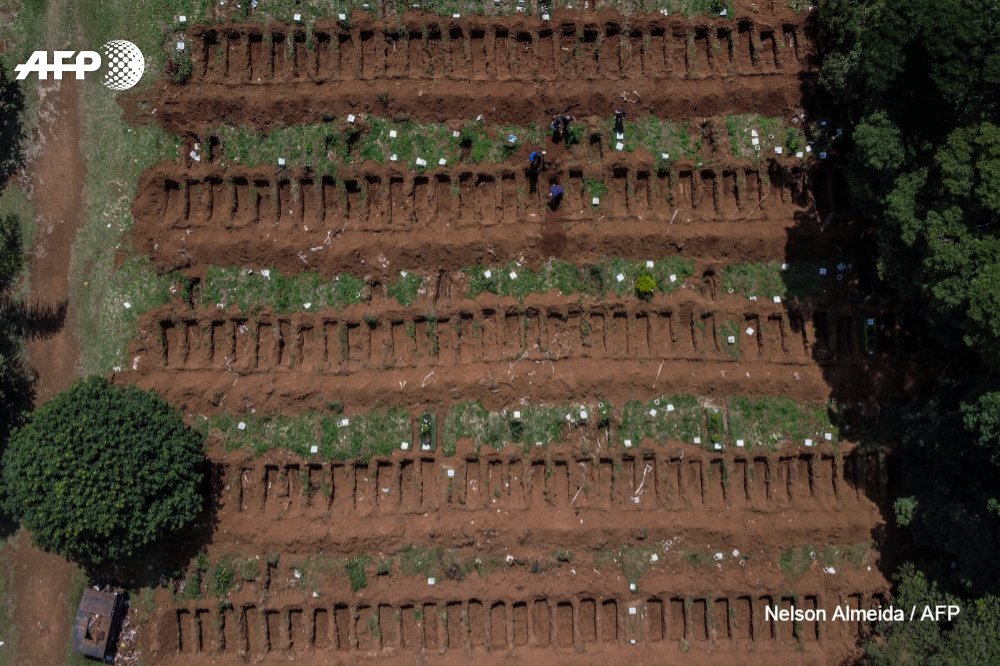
529, 150, 545, 174
549, 183, 564, 209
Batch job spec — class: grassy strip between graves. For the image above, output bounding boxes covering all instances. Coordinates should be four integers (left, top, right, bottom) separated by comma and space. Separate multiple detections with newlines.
173, 538, 873, 604
721, 261, 856, 300
466, 257, 696, 300
174, 536, 762, 600
179, 257, 700, 315
726, 114, 806, 161
198, 114, 808, 172
207, 118, 545, 174
163, 0, 741, 27
204, 395, 840, 460
778, 542, 872, 581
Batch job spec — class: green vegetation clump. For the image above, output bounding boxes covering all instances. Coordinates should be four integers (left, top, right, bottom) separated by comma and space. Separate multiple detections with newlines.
635, 273, 656, 300
345, 556, 370, 592
387, 271, 423, 307
2, 377, 205, 564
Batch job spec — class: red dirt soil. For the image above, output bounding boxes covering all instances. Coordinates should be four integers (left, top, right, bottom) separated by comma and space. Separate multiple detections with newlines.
130, 155, 828, 275
144, 440, 891, 664
121, 291, 913, 416
126, 10, 817, 133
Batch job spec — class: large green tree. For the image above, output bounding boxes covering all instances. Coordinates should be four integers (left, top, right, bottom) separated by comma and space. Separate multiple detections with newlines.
2, 377, 205, 564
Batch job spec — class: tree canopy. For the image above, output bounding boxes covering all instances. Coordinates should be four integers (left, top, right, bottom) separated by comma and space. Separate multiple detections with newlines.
2, 376, 205, 564
817, 0, 1000, 658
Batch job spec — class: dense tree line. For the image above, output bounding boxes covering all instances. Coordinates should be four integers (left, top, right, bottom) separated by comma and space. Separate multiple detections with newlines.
817, 0, 1000, 659
0, 64, 32, 456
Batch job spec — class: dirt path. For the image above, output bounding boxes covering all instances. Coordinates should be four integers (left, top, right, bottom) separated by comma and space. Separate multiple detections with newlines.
7, 3, 88, 663
25, 73, 84, 401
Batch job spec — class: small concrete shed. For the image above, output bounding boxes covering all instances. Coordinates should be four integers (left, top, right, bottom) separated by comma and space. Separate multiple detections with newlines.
72, 588, 126, 662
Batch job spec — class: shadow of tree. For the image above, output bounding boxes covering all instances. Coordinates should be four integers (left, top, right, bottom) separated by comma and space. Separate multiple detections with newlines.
0, 298, 68, 339
0, 64, 26, 191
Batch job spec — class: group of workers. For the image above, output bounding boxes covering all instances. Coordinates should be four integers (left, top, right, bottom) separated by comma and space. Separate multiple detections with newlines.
533, 110, 625, 209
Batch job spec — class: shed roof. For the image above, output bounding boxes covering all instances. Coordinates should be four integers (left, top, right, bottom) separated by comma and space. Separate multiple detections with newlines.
72, 589, 123, 660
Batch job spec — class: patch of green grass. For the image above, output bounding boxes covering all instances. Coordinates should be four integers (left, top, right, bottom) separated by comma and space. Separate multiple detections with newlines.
442, 401, 594, 454
211, 117, 545, 172
345, 556, 370, 592
204, 413, 320, 457
779, 546, 815, 581
387, 271, 423, 307
212, 558, 236, 597
320, 409, 411, 461
619, 394, 704, 446
294, 555, 338, 591
466, 256, 695, 301
725, 114, 807, 161
778, 542, 870, 582
395, 545, 477, 581
203, 408, 411, 462
0, 0, 49, 69
606, 115, 697, 161
71, 0, 185, 373
200, 267, 365, 312
727, 396, 837, 450
398, 545, 444, 578
78, 257, 179, 373
721, 261, 828, 299
719, 318, 740, 359
205, 396, 836, 461
0, 537, 16, 666
585, 177, 608, 203
594, 544, 658, 584
683, 550, 718, 568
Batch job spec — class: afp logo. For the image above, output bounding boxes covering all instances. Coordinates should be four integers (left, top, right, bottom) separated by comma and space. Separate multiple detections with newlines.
14, 40, 145, 91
